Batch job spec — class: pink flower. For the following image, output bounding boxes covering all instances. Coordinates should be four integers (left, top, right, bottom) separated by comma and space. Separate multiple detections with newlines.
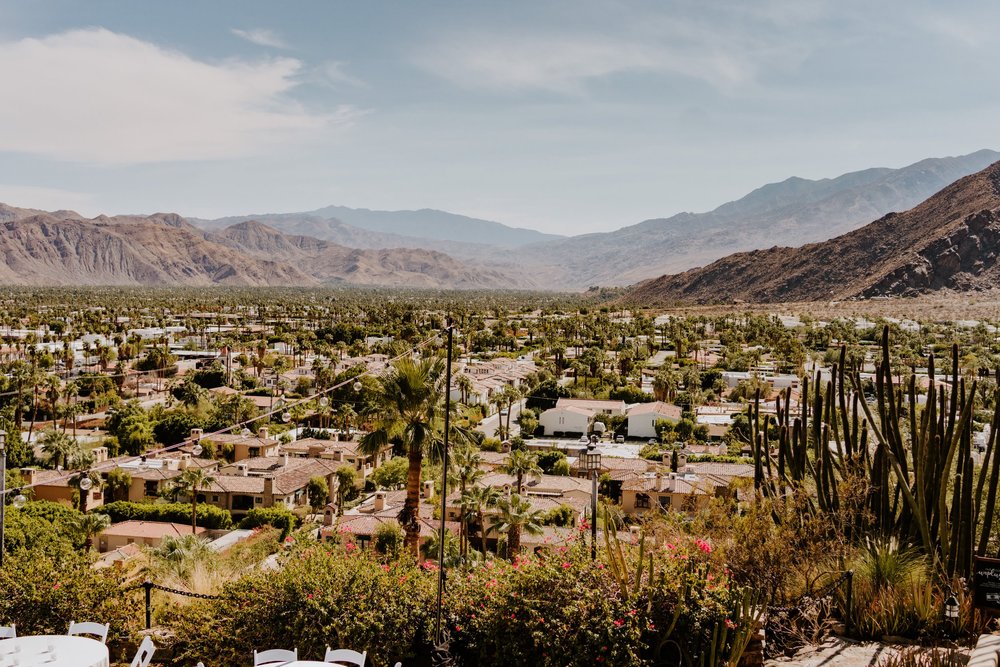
562, 562, 572, 569
307, 594, 314, 600
596, 562, 605, 569
725, 619, 737, 629
454, 625, 462, 632
695, 539, 712, 554
52, 583, 61, 590
613, 619, 624, 628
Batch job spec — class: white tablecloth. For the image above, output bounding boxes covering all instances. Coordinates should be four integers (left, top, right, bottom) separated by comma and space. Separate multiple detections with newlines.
0, 635, 109, 667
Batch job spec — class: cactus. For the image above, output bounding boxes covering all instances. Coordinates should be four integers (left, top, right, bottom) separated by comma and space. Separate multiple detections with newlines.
751, 325, 1000, 580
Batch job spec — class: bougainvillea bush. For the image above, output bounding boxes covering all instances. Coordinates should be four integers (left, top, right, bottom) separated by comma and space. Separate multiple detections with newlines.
445, 533, 757, 667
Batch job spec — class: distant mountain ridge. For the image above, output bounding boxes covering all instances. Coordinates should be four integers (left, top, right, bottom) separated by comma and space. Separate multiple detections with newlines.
193, 204, 563, 249
517, 149, 1000, 288
0, 207, 529, 289
624, 159, 1000, 304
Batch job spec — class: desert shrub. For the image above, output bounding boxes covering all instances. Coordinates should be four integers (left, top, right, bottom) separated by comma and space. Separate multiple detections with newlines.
100, 500, 233, 529
373, 522, 405, 559
171, 548, 436, 667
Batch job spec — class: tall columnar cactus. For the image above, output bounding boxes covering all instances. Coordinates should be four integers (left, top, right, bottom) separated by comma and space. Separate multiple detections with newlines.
750, 325, 1000, 579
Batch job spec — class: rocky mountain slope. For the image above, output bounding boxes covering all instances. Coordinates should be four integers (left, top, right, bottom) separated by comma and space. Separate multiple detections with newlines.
0, 208, 526, 289
521, 150, 1000, 288
625, 160, 1000, 304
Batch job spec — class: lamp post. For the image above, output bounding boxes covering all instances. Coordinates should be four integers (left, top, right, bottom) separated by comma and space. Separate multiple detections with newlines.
0, 429, 6, 566
585, 435, 602, 561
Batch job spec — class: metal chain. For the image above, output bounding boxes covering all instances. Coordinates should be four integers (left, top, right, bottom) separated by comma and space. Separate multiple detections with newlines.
122, 581, 224, 600
767, 571, 851, 614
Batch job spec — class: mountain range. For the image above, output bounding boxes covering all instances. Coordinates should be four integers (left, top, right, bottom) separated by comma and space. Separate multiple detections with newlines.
0, 149, 997, 291
625, 159, 1000, 304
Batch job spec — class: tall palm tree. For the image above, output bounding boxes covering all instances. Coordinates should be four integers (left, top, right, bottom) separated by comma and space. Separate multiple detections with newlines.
503, 449, 542, 492
489, 493, 544, 559
71, 512, 111, 551
462, 484, 501, 557
455, 373, 474, 405
173, 467, 217, 534
359, 356, 448, 555
104, 467, 132, 503
451, 445, 484, 556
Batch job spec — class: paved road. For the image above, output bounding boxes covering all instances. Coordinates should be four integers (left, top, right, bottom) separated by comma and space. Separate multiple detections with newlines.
476, 399, 524, 438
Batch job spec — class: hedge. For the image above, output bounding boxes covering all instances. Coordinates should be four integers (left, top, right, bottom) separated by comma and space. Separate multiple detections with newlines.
99, 501, 233, 530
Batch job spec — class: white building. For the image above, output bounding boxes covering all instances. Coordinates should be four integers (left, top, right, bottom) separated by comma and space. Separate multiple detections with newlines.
539, 406, 593, 436
626, 402, 683, 440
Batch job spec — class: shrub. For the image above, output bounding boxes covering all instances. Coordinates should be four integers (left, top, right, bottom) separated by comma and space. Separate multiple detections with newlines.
238, 507, 300, 539
0, 546, 141, 660
373, 522, 405, 559
171, 549, 436, 667
371, 456, 408, 489
100, 501, 233, 530
537, 449, 567, 474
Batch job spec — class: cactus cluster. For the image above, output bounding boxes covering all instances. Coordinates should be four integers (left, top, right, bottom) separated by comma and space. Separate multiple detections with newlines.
750, 325, 1000, 580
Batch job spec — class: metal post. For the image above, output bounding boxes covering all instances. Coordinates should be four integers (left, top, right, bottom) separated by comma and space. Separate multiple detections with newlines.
844, 570, 854, 634
0, 430, 6, 568
143, 580, 153, 629
435, 325, 454, 646
591, 470, 598, 561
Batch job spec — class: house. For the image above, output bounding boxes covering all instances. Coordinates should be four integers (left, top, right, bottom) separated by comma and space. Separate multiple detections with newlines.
626, 402, 683, 440
98, 520, 207, 552
280, 437, 391, 481
555, 398, 627, 416
620, 470, 730, 515
321, 485, 449, 557
187, 455, 341, 518
538, 406, 592, 436
196, 427, 281, 461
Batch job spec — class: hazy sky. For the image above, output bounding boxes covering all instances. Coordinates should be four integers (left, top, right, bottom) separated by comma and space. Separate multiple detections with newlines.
0, 0, 998, 235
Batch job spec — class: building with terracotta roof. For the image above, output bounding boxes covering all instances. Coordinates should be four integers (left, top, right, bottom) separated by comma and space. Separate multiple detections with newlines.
97, 520, 207, 552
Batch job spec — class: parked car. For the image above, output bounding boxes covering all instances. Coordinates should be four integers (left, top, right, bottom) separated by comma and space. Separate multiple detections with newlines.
615, 435, 625, 443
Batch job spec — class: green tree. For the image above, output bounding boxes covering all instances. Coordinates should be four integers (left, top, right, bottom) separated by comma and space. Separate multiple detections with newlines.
489, 493, 544, 559
70, 512, 111, 551
462, 484, 501, 557
104, 467, 132, 503
39, 429, 77, 470
172, 467, 217, 534
503, 449, 542, 491
334, 465, 358, 515
371, 456, 408, 489
359, 357, 449, 555
307, 476, 330, 514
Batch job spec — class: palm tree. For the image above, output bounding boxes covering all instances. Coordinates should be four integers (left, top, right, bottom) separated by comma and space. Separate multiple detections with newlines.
359, 357, 448, 555
455, 373, 474, 405
489, 493, 544, 559
71, 512, 111, 551
503, 449, 542, 492
462, 484, 501, 557
451, 445, 484, 556
40, 429, 77, 470
172, 467, 217, 534
69, 470, 103, 512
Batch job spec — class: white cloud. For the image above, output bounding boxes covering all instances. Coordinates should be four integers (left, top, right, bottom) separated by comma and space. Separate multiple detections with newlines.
231, 27, 288, 49
413, 7, 815, 95
320, 61, 367, 88
0, 28, 353, 163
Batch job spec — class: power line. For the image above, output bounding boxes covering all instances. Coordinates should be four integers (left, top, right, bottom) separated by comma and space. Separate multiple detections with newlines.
3, 334, 440, 496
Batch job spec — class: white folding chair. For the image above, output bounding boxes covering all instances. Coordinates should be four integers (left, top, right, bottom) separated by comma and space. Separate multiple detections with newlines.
324, 647, 367, 666
0, 624, 14, 639
130, 636, 156, 667
68, 621, 110, 644
254, 648, 298, 666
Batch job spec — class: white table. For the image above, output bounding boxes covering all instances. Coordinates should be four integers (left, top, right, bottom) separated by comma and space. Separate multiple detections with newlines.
0, 635, 110, 667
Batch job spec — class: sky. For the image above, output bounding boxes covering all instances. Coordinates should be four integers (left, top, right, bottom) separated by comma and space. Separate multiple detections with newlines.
0, 0, 998, 235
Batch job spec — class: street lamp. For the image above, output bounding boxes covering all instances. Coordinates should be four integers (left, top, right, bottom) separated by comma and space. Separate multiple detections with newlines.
0, 429, 6, 566
585, 435, 602, 561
